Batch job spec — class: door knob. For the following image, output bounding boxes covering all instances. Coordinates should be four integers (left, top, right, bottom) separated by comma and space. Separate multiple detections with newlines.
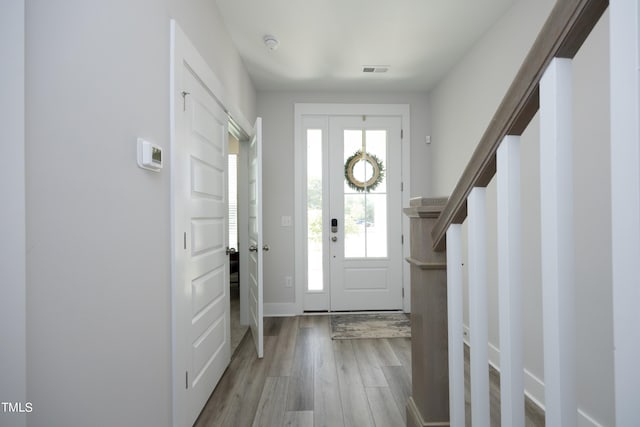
331, 236, 338, 242
226, 247, 237, 255
249, 245, 258, 252
263, 244, 270, 252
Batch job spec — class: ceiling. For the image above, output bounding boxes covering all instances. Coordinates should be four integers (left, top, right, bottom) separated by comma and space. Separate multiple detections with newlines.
215, 0, 517, 92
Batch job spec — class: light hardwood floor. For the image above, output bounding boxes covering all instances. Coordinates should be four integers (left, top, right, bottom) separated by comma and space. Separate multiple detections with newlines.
229, 281, 248, 356
194, 315, 411, 427
195, 315, 545, 427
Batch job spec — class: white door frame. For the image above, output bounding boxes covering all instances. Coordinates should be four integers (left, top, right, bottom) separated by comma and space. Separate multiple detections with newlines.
229, 120, 252, 328
170, 20, 253, 426
248, 118, 265, 357
293, 103, 411, 314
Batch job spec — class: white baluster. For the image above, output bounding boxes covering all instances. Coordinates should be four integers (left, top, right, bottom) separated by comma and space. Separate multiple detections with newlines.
497, 136, 524, 427
610, 1, 640, 425
447, 224, 464, 427
539, 57, 576, 427
468, 187, 490, 427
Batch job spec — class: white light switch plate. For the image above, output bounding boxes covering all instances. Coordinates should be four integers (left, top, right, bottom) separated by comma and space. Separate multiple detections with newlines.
281, 216, 292, 227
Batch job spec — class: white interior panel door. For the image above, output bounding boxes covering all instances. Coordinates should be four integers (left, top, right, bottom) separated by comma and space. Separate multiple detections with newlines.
329, 116, 403, 311
248, 118, 264, 358
173, 49, 231, 425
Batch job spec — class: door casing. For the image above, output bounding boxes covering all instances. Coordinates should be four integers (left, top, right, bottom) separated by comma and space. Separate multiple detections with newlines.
294, 103, 412, 314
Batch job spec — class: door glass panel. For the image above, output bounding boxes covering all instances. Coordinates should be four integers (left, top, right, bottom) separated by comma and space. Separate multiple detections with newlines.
307, 129, 323, 291
343, 129, 388, 258
365, 194, 387, 257
344, 194, 367, 258
364, 130, 387, 193
344, 130, 364, 192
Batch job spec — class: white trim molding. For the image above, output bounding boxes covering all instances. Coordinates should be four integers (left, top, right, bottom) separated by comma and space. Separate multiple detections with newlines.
264, 303, 298, 317
486, 339, 606, 427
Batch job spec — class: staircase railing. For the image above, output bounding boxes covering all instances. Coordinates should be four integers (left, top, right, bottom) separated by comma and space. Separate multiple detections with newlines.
418, 0, 640, 425
431, 0, 607, 250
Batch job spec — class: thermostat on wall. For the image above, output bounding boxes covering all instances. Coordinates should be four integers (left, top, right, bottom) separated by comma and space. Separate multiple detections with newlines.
137, 138, 163, 172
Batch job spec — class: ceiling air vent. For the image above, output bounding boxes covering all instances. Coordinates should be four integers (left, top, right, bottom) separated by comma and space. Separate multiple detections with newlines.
362, 66, 389, 73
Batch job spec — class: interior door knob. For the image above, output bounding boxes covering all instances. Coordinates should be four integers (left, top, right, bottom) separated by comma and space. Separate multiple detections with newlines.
263, 244, 270, 251
226, 247, 237, 255
249, 245, 258, 252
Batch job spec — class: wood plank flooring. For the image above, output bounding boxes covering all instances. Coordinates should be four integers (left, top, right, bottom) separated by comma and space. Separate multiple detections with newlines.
194, 315, 411, 427
194, 315, 545, 427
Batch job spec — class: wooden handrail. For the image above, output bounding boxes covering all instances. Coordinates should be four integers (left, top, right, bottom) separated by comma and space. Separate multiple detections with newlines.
431, 0, 608, 251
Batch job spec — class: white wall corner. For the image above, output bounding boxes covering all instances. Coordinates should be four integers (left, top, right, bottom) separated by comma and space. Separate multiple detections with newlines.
0, 2, 27, 426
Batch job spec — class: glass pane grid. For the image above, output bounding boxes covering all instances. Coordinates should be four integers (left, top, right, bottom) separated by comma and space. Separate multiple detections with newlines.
343, 129, 388, 259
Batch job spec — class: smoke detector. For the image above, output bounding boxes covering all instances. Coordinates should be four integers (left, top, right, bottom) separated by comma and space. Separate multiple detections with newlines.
362, 65, 390, 73
263, 35, 279, 51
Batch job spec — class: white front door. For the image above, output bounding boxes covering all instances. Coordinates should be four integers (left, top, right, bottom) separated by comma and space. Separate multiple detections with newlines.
328, 116, 403, 310
303, 114, 404, 311
172, 24, 231, 426
248, 118, 264, 358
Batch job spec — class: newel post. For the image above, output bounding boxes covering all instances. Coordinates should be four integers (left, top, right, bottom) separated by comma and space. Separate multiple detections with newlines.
404, 197, 449, 427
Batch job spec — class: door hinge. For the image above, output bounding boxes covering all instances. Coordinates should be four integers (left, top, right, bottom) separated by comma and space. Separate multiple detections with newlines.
401, 129, 404, 139
185, 371, 189, 389
181, 91, 190, 112
401, 234, 404, 244
183, 232, 187, 250
401, 182, 404, 192
402, 287, 405, 298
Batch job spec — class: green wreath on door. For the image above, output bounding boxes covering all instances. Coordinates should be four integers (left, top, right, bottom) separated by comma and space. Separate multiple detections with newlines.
344, 150, 385, 192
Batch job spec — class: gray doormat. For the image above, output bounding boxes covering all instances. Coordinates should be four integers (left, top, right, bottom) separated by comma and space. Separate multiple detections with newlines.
330, 313, 411, 340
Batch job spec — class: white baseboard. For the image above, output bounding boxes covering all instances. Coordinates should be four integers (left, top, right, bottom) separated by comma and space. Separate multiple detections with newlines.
463, 323, 546, 410
263, 302, 298, 317
578, 409, 605, 427
472, 330, 603, 427
522, 368, 545, 411
485, 340, 546, 410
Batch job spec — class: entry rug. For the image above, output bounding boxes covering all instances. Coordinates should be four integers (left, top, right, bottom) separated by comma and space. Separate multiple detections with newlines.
330, 313, 411, 340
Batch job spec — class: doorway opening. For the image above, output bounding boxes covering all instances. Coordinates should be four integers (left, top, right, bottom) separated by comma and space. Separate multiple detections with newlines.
228, 132, 248, 355
228, 116, 265, 359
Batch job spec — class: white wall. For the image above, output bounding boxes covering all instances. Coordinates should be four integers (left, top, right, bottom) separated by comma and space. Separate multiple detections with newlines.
429, 0, 614, 425
430, 0, 555, 197
0, 1, 26, 427
256, 91, 430, 306
571, 12, 613, 425
24, 1, 255, 426
169, 0, 256, 126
